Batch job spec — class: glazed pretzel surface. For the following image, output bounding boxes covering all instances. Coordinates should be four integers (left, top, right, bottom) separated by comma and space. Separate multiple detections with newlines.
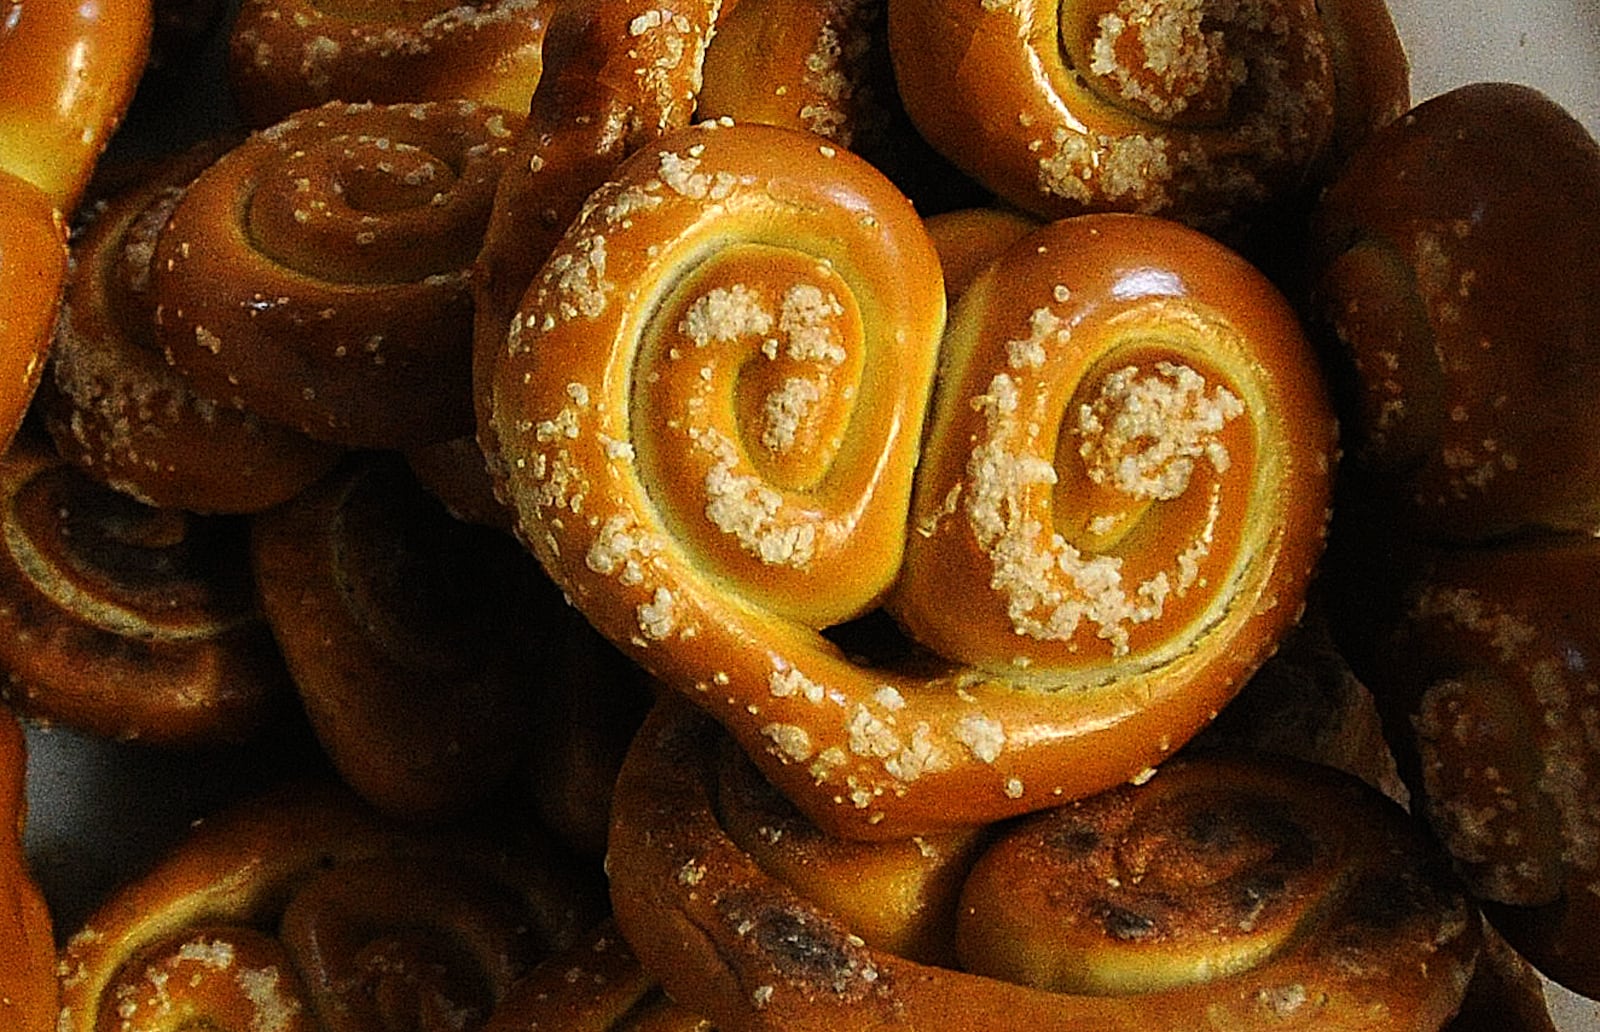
487, 120, 1336, 839
0, 432, 292, 746
228, 0, 554, 127
608, 698, 1479, 1032
55, 781, 608, 1032
152, 99, 522, 449
886, 0, 1337, 224
42, 140, 344, 514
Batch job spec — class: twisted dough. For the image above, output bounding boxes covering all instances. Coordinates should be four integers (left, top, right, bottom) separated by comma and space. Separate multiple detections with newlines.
1310, 82, 1600, 543
0, 0, 150, 216
489, 122, 1335, 838
250, 453, 553, 820
1355, 535, 1600, 1001
0, 0, 150, 453
228, 0, 554, 127
55, 780, 608, 1032
0, 707, 54, 1032
0, 431, 293, 746
152, 99, 523, 448
887, 0, 1339, 224
42, 139, 344, 514
608, 698, 1479, 1032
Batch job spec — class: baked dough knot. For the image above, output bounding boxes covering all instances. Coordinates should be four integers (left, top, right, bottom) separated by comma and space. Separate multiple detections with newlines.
487, 119, 1337, 840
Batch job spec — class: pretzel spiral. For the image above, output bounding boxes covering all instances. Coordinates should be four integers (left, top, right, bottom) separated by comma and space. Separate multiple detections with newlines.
886, 0, 1337, 225
228, 0, 554, 128
251, 454, 552, 820
56, 782, 609, 1032
152, 100, 522, 449
1354, 535, 1600, 1000
1310, 82, 1600, 543
491, 133, 1335, 838
0, 707, 55, 1032
471, 0, 724, 480
608, 698, 1479, 1032
42, 140, 344, 514
0, 432, 292, 746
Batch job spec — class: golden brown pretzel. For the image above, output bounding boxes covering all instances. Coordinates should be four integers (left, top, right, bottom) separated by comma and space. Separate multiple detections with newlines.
41, 139, 345, 514
886, 0, 1342, 225
1310, 82, 1600, 543
488, 123, 1335, 840
471, 0, 725, 476
0, 430, 293, 747
250, 453, 552, 820
151, 99, 523, 449
1353, 534, 1600, 1001
0, 707, 55, 1032
0, 0, 151, 216
608, 697, 1480, 1032
0, 0, 150, 458
697, 0, 884, 148
227, 0, 554, 128
0, 173, 69, 457
55, 780, 608, 1032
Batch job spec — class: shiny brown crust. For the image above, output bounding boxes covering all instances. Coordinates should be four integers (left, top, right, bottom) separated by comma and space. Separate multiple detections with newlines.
608, 698, 1480, 1032
1310, 82, 1600, 542
470, 0, 723, 485
494, 146, 1335, 837
886, 0, 1336, 225
0, 431, 293, 747
55, 780, 608, 1032
151, 100, 523, 449
41, 139, 345, 514
714, 736, 987, 967
0, 0, 151, 215
0, 708, 55, 1032
1314, 0, 1411, 162
227, 0, 553, 128
1358, 534, 1600, 1000
487, 120, 949, 838
697, 0, 884, 148
250, 453, 551, 820
0, 171, 69, 457
921, 207, 1041, 303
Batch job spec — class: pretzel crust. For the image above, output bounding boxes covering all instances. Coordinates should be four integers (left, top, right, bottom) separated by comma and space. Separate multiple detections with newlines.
608, 698, 1479, 1032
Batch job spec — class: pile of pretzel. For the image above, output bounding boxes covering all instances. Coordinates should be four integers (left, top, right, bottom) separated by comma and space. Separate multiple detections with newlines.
1, 0, 1597, 1029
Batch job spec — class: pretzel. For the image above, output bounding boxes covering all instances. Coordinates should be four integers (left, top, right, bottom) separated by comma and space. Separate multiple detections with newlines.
40, 138, 345, 514
55, 780, 609, 1032
250, 453, 557, 820
1353, 533, 1600, 1001
0, 0, 151, 216
608, 697, 1480, 1032
696, 0, 884, 149
471, 0, 724, 482
150, 99, 523, 449
1311, 82, 1600, 543
0, 173, 69, 457
227, 0, 555, 128
0, 707, 55, 1032
886, 0, 1343, 226
0, 430, 293, 746
488, 118, 1335, 839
